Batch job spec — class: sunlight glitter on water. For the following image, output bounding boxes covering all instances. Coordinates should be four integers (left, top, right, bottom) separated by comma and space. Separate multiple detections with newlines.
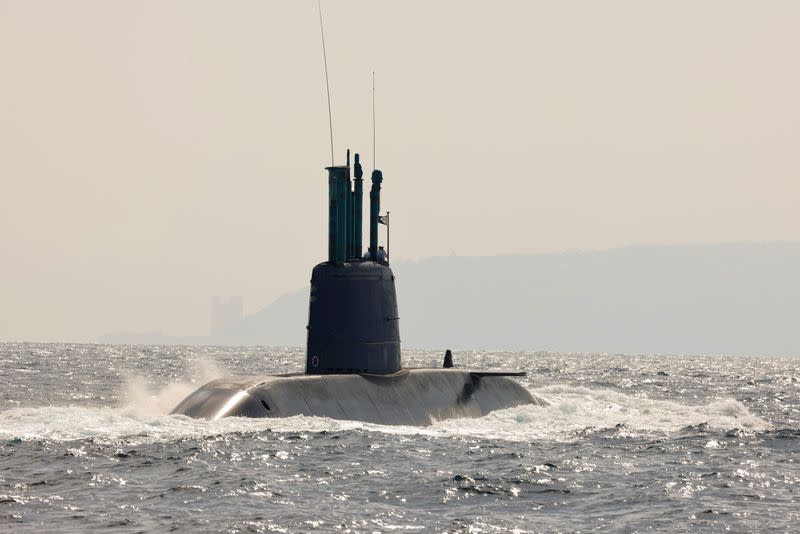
1, 343, 798, 532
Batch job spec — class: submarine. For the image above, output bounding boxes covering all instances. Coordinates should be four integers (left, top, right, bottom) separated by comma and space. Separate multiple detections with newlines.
171, 151, 540, 425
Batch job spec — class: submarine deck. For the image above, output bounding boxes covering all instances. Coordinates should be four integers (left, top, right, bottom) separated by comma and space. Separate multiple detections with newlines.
170, 368, 541, 426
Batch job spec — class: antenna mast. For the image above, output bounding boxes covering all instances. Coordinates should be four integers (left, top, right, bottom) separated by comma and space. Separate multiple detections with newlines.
318, 0, 334, 166
372, 71, 376, 169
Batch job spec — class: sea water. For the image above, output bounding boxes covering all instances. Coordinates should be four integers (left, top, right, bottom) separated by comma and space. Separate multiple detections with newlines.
0, 343, 798, 532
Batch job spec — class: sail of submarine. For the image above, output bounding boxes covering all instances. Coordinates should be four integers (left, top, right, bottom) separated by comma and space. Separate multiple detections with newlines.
171, 151, 543, 425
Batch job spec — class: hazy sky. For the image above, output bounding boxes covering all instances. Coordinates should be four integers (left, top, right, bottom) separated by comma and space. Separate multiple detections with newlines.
1, 1, 798, 342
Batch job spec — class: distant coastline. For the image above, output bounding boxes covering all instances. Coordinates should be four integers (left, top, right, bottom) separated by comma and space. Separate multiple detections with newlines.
99, 242, 800, 357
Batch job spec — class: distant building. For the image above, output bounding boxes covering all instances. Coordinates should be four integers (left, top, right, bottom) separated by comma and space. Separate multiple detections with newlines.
211, 296, 243, 337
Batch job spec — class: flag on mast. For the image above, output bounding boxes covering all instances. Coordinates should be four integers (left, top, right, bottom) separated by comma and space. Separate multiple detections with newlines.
378, 214, 389, 225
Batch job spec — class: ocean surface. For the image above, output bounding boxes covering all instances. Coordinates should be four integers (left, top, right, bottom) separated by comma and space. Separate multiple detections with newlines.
0, 343, 798, 532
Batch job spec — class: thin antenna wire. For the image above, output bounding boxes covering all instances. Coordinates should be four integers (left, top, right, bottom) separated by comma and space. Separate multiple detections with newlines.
372, 71, 376, 169
318, 0, 334, 166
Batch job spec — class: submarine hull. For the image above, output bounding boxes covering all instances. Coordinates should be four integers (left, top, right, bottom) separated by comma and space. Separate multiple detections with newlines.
170, 368, 541, 426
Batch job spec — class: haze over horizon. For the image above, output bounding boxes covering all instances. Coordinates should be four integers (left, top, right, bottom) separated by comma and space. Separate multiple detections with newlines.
2, 1, 798, 344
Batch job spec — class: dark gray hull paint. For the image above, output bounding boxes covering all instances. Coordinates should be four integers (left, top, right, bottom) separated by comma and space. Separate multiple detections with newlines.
170, 369, 541, 426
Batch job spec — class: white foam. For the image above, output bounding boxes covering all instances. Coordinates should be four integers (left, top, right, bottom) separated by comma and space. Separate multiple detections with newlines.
0, 384, 771, 444
119, 356, 227, 417
421, 385, 772, 441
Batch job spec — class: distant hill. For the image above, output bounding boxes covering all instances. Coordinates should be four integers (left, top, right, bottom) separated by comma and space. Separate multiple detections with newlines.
101, 243, 800, 357
394, 243, 800, 356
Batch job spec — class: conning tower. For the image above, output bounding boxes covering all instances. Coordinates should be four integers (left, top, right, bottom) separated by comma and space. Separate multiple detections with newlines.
306, 152, 400, 374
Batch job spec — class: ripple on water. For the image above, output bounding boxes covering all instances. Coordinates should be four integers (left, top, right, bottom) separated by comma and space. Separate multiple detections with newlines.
0, 343, 798, 532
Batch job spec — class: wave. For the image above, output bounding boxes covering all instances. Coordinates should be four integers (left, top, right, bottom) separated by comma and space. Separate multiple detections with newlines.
426, 384, 771, 441
0, 383, 770, 444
